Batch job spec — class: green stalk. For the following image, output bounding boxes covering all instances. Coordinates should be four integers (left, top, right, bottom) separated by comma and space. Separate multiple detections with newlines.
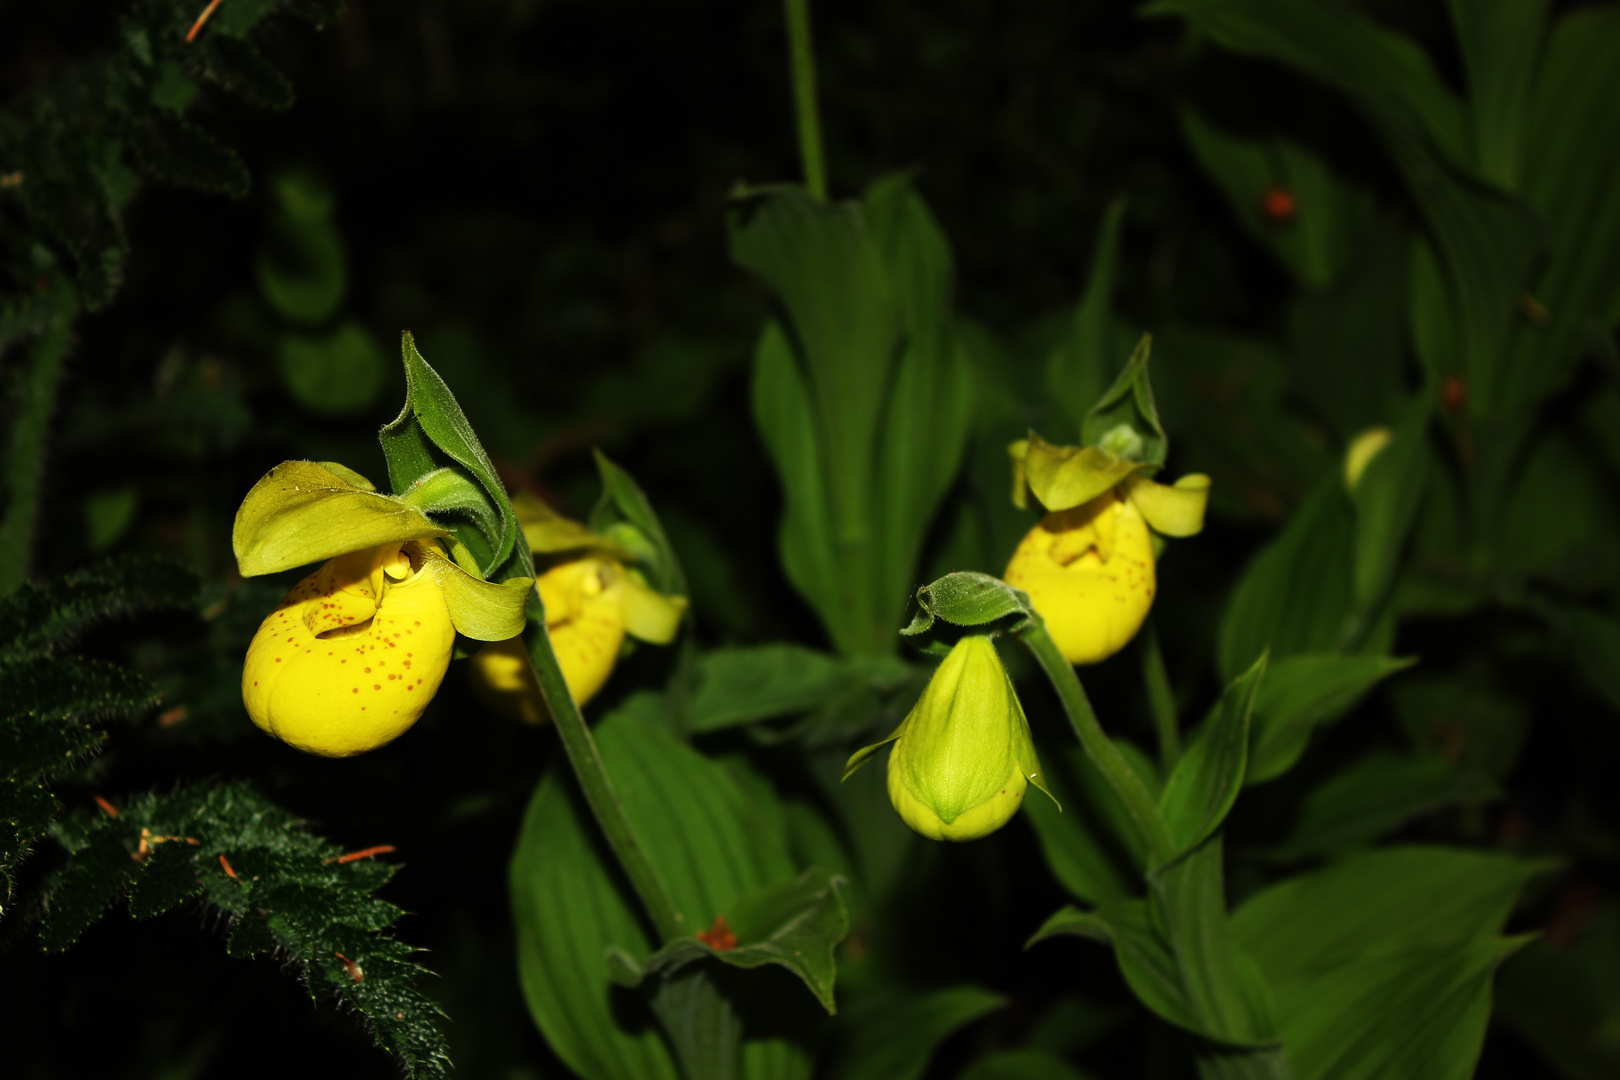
1016, 616, 1174, 864
0, 285, 77, 597
783, 0, 828, 200
1141, 623, 1181, 770
525, 595, 686, 943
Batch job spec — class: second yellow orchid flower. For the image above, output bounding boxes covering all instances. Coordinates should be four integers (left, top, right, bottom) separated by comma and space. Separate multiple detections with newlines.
1004, 433, 1210, 665
469, 493, 687, 721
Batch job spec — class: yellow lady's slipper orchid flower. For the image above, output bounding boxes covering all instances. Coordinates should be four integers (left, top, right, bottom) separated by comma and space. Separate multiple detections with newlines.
243, 540, 455, 756
1004, 434, 1211, 665
234, 460, 533, 756
469, 494, 687, 720
843, 636, 1056, 841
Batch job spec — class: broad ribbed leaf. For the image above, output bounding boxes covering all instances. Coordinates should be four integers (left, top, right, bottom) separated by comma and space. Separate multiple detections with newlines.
1217, 476, 1359, 683
1351, 398, 1432, 608
866, 176, 976, 639
1159, 655, 1265, 856
1247, 653, 1416, 784
512, 703, 829, 1079
615, 869, 848, 1014
1231, 845, 1551, 987
751, 319, 843, 648
1270, 752, 1499, 861
734, 190, 899, 655
1179, 109, 1376, 290
1498, 6, 1620, 414
1273, 936, 1531, 1080
834, 985, 1005, 1080
1448, 0, 1549, 188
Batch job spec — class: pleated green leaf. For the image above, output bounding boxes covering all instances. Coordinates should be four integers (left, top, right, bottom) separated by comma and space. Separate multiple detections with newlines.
734, 189, 898, 655
832, 985, 1005, 1080
1216, 476, 1359, 683
751, 318, 844, 648
736, 178, 973, 656
867, 178, 976, 642
1351, 398, 1432, 609
1231, 845, 1553, 987
1448, 0, 1549, 188
686, 645, 910, 733
1179, 109, 1376, 290
1270, 752, 1500, 862
1246, 653, 1416, 784
615, 868, 848, 1014
1022, 742, 1138, 907
1159, 655, 1265, 857
1149, 838, 1278, 1047
1272, 936, 1532, 1080
1499, 6, 1620, 413
511, 703, 832, 1080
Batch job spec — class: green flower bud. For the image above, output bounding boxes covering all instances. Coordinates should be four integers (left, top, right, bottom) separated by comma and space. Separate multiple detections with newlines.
843, 636, 1057, 841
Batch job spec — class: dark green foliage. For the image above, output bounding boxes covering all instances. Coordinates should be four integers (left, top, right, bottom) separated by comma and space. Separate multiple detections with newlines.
0, 552, 449, 1078
0, 554, 197, 662
41, 782, 450, 1079
0, 555, 190, 904
0, 0, 334, 314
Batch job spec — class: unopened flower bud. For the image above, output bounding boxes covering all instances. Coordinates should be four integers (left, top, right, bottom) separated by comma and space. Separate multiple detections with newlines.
844, 636, 1056, 841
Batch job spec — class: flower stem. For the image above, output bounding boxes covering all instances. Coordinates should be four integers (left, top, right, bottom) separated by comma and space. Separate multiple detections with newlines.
1016, 616, 1174, 864
525, 596, 685, 943
783, 0, 828, 200
1141, 623, 1181, 770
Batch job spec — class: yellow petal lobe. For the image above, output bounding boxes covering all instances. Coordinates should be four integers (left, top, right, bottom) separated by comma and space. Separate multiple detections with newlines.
1003, 491, 1156, 665
242, 542, 455, 756
539, 556, 627, 707
1125, 472, 1211, 537
469, 636, 549, 725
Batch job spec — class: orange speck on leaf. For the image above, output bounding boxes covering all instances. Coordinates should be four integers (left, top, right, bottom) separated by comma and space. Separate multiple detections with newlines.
335, 951, 365, 984
1260, 185, 1297, 224
696, 915, 739, 952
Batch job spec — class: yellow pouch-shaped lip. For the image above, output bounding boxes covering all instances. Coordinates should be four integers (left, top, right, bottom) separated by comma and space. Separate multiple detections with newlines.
1004, 494, 1157, 665
243, 541, 456, 757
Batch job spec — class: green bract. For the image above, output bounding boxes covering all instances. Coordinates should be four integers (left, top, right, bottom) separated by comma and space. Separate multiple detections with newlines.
843, 636, 1057, 841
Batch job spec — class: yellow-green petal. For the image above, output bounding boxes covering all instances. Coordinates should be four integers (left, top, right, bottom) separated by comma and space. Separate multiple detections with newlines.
1022, 432, 1142, 512
415, 542, 533, 641
1344, 427, 1393, 492
1125, 472, 1211, 537
1008, 438, 1031, 510
514, 492, 637, 561
234, 460, 449, 577
619, 569, 687, 644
